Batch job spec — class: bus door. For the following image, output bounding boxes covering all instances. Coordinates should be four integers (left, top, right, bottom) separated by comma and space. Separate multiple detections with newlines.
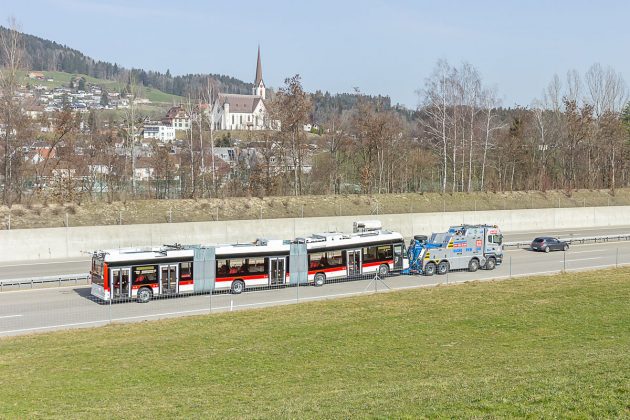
346, 249, 362, 276
269, 257, 286, 286
160, 264, 179, 295
111, 267, 131, 299
394, 244, 404, 270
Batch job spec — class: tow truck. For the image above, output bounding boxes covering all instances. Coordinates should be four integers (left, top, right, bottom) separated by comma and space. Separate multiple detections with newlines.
405, 224, 503, 275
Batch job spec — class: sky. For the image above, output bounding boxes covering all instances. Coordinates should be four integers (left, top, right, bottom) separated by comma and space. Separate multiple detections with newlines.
3, 0, 630, 108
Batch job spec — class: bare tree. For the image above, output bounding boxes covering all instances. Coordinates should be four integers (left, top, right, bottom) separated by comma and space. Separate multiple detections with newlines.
419, 59, 454, 193
0, 17, 23, 205
271, 75, 312, 195
480, 88, 503, 191
585, 63, 628, 117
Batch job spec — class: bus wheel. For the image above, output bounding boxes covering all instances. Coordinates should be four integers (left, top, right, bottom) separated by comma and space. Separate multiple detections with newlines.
468, 258, 479, 272
314, 273, 326, 287
437, 261, 449, 275
378, 264, 389, 277
231, 280, 245, 294
424, 262, 436, 276
484, 257, 497, 270
137, 287, 153, 303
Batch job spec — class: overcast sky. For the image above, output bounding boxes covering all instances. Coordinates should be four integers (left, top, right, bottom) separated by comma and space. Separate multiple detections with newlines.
4, 0, 629, 108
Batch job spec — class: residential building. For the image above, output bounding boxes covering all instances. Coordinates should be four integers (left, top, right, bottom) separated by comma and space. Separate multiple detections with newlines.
163, 106, 191, 131
143, 122, 176, 142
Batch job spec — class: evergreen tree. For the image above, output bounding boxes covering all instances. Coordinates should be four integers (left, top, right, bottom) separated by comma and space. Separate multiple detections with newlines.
100, 89, 109, 107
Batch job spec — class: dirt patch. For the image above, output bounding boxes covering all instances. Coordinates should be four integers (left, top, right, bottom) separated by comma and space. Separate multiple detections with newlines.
1, 189, 628, 230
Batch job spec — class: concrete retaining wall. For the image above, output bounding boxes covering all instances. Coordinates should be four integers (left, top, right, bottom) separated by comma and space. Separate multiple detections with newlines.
1, 206, 629, 262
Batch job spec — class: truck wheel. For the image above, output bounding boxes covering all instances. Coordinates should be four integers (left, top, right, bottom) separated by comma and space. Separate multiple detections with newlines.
484, 257, 497, 270
468, 259, 479, 272
424, 262, 436, 276
437, 261, 449, 275
137, 287, 153, 303
231, 280, 245, 294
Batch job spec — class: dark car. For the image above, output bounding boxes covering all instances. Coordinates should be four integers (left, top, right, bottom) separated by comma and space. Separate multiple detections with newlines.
531, 237, 569, 252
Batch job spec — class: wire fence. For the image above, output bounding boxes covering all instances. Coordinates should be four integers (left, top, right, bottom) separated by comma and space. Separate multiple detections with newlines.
1, 243, 629, 337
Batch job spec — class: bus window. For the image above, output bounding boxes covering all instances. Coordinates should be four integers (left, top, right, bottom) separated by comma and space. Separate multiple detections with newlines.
180, 262, 193, 281
377, 245, 393, 260
91, 258, 104, 286
363, 245, 393, 263
327, 250, 344, 268
133, 265, 157, 285
363, 246, 378, 263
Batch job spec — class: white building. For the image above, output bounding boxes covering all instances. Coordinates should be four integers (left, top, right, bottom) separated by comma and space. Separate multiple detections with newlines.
143, 123, 176, 142
163, 106, 191, 131
210, 47, 274, 131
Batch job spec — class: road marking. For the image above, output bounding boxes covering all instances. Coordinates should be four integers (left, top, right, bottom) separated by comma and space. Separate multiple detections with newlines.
0, 314, 22, 319
567, 256, 605, 262
568, 249, 608, 254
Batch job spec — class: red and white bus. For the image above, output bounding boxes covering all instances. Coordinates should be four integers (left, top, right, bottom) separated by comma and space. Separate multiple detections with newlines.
90, 227, 408, 303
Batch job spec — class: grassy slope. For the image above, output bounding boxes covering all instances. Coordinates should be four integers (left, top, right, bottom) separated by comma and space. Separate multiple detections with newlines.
0, 269, 628, 418
2, 188, 630, 230
20, 70, 183, 104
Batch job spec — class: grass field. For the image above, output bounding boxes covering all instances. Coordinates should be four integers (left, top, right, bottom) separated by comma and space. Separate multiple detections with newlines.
2, 188, 630, 229
0, 269, 628, 417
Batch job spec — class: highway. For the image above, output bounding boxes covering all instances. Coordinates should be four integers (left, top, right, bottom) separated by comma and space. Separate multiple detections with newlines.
2, 225, 630, 282
1, 237, 630, 337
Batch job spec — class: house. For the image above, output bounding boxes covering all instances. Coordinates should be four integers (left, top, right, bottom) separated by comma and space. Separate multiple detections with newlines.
213, 147, 238, 165
29, 146, 56, 164
210, 47, 275, 131
162, 106, 191, 131
134, 158, 155, 181
143, 122, 176, 142
25, 105, 44, 120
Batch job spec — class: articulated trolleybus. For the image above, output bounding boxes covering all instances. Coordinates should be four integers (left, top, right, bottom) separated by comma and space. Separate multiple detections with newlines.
90, 221, 408, 303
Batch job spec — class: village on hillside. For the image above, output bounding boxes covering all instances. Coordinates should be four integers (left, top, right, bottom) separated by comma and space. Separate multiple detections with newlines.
3, 49, 324, 199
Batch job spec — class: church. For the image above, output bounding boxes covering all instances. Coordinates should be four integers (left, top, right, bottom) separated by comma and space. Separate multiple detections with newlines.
210, 47, 272, 131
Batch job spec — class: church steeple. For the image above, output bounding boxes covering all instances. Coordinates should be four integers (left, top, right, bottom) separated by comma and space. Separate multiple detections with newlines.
255, 46, 263, 86
253, 45, 265, 99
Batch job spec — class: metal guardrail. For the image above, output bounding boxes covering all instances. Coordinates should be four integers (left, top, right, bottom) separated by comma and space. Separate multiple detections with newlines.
0, 273, 89, 292
504, 233, 630, 249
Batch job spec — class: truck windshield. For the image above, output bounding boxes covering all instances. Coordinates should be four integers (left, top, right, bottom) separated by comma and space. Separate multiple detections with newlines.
489, 234, 503, 245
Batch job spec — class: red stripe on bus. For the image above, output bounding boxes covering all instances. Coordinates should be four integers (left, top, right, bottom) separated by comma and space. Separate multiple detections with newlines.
215, 274, 269, 283
363, 260, 394, 267
308, 267, 346, 275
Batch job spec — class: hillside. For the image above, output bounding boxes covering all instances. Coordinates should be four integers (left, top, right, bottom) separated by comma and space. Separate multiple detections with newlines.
2, 25, 396, 121
20, 70, 183, 105
0, 25, 252, 97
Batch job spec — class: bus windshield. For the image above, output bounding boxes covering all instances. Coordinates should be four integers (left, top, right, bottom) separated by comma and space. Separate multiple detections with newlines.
91, 255, 104, 286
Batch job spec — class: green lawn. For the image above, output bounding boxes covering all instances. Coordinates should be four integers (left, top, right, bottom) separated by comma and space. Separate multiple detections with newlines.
0, 270, 628, 418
